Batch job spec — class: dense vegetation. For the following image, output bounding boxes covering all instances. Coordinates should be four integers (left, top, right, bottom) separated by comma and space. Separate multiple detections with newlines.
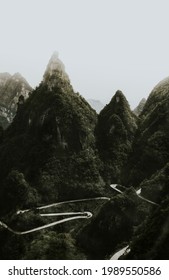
77, 188, 139, 259
126, 81, 169, 186
0, 54, 106, 259
124, 194, 169, 260
96, 90, 137, 183
0, 54, 169, 260
0, 69, 104, 215
121, 77, 169, 259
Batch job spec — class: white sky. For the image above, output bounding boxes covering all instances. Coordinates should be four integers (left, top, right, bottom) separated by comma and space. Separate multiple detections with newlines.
0, 0, 169, 108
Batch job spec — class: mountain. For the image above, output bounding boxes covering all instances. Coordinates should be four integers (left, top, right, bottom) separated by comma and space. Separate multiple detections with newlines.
43, 51, 71, 87
124, 164, 169, 260
1, 54, 169, 260
0, 52, 104, 211
88, 82, 169, 259
120, 76, 169, 259
0, 72, 32, 128
77, 187, 139, 259
87, 99, 104, 113
0, 52, 107, 259
126, 76, 169, 186
133, 98, 146, 116
96, 90, 137, 183
141, 76, 169, 118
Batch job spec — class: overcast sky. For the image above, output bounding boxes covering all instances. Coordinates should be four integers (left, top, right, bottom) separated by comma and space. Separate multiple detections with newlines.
0, 0, 169, 108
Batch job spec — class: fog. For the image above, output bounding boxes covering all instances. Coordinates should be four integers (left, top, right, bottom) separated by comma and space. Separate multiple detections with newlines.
1, 0, 169, 108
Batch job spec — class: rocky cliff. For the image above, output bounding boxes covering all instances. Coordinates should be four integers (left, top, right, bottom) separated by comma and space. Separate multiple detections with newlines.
0, 72, 32, 128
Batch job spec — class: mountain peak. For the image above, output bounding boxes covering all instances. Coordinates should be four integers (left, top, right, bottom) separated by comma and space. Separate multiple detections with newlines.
109, 90, 129, 107
51, 51, 59, 60
43, 52, 70, 84
13, 72, 22, 78
113, 90, 124, 103
12, 72, 25, 82
0, 72, 11, 79
0, 72, 11, 86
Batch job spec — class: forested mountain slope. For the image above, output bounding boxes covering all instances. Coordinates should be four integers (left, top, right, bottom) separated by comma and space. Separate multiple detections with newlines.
0, 56, 169, 260
126, 76, 169, 186
0, 52, 104, 217
96, 90, 137, 183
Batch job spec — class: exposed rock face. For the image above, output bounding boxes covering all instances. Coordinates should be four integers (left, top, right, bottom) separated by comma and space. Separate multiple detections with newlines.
133, 98, 146, 116
43, 52, 71, 91
0, 72, 32, 128
44, 52, 67, 77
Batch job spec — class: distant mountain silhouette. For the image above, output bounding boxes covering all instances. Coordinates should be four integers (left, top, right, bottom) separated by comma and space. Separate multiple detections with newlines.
0, 72, 32, 128
133, 98, 146, 116
87, 99, 104, 113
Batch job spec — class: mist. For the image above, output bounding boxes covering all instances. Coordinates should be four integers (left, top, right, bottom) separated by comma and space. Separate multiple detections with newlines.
1, 0, 169, 108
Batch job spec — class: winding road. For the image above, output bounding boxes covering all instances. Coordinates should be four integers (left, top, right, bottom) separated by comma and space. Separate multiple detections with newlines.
110, 245, 130, 260
110, 184, 158, 206
16, 197, 110, 215
109, 184, 158, 260
0, 212, 92, 235
0, 183, 158, 238
0, 197, 110, 235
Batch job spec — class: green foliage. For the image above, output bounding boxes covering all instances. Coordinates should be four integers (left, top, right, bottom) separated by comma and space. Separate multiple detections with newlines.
77, 192, 138, 259
24, 232, 85, 260
0, 231, 27, 259
0, 125, 4, 143
96, 90, 137, 183
140, 163, 169, 203
121, 78, 169, 259
127, 94, 169, 186
0, 170, 39, 215
2, 58, 169, 261
0, 58, 106, 260
125, 195, 169, 259
0, 73, 103, 211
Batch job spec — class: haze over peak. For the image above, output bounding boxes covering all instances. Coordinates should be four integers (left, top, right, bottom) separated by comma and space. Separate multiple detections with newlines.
43, 51, 70, 84
0, 72, 11, 78
0, 72, 30, 86
12, 72, 23, 79
0, 72, 32, 128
